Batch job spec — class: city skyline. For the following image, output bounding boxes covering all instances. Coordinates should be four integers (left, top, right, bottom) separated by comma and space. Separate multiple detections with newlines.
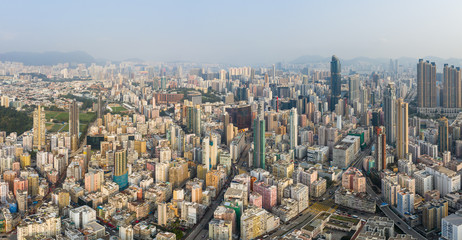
3, 1, 462, 240
3, 1, 462, 64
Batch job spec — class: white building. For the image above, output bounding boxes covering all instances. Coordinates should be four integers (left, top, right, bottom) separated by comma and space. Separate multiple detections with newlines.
396, 190, 414, 215
69, 205, 96, 229
442, 210, 462, 240
414, 170, 433, 196
426, 165, 461, 197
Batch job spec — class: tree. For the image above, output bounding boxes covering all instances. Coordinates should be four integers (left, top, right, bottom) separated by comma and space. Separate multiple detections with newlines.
0, 107, 33, 135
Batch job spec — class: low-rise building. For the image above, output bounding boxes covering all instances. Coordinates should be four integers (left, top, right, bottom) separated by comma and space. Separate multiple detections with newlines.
335, 188, 376, 213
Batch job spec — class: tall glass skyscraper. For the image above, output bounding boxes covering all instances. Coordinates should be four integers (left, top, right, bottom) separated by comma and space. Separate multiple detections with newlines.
253, 117, 265, 169
384, 83, 397, 145
330, 55, 341, 111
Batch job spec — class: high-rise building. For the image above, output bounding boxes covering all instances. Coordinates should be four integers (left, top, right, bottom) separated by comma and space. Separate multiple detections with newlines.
168, 160, 189, 188
442, 210, 462, 240
438, 117, 449, 153
69, 100, 80, 151
376, 130, 387, 171
417, 59, 437, 108
97, 93, 103, 119
342, 167, 366, 193
209, 219, 233, 240
253, 182, 277, 211
222, 112, 230, 144
85, 169, 104, 193
289, 108, 298, 149
158, 202, 168, 226
161, 76, 167, 90
16, 189, 28, 213
396, 99, 408, 159
201, 134, 218, 171
240, 207, 279, 240
193, 105, 201, 136
384, 83, 396, 145
443, 64, 462, 108
119, 225, 134, 240
253, 117, 265, 169
17, 212, 61, 239
414, 170, 433, 196
422, 200, 448, 231
348, 74, 360, 103
397, 189, 415, 215
33, 106, 46, 150
330, 55, 342, 111
382, 176, 400, 206
113, 149, 128, 190
69, 205, 96, 229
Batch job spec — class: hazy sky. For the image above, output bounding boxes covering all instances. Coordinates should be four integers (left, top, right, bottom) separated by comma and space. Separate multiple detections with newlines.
2, 0, 462, 64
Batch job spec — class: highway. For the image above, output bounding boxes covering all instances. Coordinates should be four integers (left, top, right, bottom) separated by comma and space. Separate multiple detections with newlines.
365, 183, 426, 240
268, 209, 315, 239
351, 141, 426, 240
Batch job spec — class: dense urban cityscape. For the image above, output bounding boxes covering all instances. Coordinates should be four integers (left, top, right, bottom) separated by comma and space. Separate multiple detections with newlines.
0, 53, 462, 240
2, 1, 462, 240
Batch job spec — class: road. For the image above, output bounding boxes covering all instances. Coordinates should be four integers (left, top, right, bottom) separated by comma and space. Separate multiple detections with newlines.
184, 142, 250, 240
351, 140, 426, 240
365, 183, 426, 240
268, 209, 315, 238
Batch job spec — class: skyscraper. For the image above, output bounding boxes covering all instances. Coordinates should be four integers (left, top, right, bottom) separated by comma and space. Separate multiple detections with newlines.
384, 83, 396, 145
69, 100, 80, 151
113, 149, 128, 190
348, 74, 360, 103
33, 106, 46, 150
376, 130, 387, 171
222, 112, 230, 144
289, 108, 298, 149
396, 99, 409, 159
97, 93, 103, 119
202, 136, 211, 171
193, 105, 201, 137
438, 117, 449, 153
161, 76, 167, 90
417, 59, 437, 108
330, 55, 341, 111
253, 117, 265, 169
443, 64, 462, 108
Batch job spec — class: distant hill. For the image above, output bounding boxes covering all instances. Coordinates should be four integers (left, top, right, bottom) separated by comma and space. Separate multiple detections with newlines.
291, 55, 330, 64
0, 51, 96, 65
291, 55, 462, 67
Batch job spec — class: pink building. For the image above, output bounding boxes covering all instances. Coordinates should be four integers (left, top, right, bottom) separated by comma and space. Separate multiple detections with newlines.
249, 192, 262, 208
307, 131, 314, 145
12, 162, 20, 173
84, 170, 103, 193
294, 167, 318, 186
253, 182, 277, 211
13, 177, 28, 196
341, 167, 366, 193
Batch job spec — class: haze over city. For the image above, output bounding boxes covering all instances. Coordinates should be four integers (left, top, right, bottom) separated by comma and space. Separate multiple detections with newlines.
2, 0, 462, 63
2, 1, 462, 240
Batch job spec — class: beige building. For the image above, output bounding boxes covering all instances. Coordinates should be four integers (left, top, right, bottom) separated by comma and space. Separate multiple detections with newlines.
17, 212, 61, 240
33, 106, 46, 150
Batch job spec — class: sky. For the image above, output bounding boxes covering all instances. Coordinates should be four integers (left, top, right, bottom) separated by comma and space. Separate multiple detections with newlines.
1, 0, 462, 64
